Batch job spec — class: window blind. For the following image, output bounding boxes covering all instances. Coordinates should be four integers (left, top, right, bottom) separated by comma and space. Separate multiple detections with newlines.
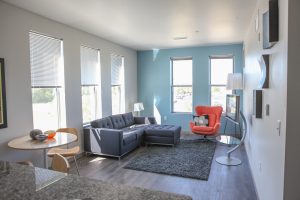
29, 32, 64, 87
80, 46, 100, 85
111, 55, 124, 86
210, 58, 233, 85
172, 59, 192, 85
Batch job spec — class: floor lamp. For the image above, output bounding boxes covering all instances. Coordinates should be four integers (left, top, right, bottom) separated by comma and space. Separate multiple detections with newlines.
216, 73, 247, 166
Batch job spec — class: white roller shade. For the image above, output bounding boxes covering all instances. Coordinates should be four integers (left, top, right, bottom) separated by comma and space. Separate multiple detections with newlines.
80, 46, 100, 85
29, 32, 64, 87
111, 55, 124, 86
172, 58, 192, 85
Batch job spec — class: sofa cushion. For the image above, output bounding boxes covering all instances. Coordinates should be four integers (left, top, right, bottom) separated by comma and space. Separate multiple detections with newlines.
123, 131, 137, 145
144, 125, 181, 137
191, 125, 214, 133
110, 114, 126, 129
134, 117, 145, 124
121, 124, 147, 137
90, 117, 113, 129
122, 112, 134, 127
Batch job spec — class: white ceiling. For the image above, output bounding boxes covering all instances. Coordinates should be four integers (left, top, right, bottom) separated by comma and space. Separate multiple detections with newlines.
3, 0, 257, 50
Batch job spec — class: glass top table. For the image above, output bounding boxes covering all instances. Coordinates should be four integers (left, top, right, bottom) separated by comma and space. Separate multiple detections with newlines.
216, 135, 241, 145
8, 132, 77, 168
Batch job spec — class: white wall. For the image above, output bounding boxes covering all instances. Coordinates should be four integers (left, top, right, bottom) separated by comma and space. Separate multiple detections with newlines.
243, 0, 288, 200
0, 2, 137, 167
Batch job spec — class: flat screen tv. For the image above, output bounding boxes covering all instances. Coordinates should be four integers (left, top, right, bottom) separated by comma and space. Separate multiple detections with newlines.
226, 94, 240, 122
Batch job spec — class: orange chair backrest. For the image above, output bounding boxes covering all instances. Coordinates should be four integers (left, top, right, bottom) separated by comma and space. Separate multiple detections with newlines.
195, 106, 223, 125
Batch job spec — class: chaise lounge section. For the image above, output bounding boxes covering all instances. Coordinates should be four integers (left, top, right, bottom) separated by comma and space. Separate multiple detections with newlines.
84, 112, 181, 159
144, 125, 181, 146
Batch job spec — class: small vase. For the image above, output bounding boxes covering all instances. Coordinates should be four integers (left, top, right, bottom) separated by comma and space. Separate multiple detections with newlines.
29, 129, 42, 140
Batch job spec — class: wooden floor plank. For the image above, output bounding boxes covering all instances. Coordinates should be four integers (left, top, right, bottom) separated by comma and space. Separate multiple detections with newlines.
69, 133, 257, 200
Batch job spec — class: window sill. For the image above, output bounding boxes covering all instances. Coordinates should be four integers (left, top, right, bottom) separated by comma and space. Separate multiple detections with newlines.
171, 112, 192, 115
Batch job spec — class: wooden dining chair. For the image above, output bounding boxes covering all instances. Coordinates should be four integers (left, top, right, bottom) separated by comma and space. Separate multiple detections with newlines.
51, 153, 70, 173
47, 128, 80, 175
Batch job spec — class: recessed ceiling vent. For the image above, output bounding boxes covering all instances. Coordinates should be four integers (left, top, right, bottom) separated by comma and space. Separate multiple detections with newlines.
173, 36, 188, 40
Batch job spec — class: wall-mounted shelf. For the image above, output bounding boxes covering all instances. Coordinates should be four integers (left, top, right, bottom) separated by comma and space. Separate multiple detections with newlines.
263, 0, 279, 49
258, 54, 269, 89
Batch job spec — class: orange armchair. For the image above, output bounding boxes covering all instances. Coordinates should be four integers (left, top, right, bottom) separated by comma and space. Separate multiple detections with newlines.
190, 106, 223, 138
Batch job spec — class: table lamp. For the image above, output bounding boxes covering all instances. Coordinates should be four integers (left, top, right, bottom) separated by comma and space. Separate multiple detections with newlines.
134, 102, 144, 117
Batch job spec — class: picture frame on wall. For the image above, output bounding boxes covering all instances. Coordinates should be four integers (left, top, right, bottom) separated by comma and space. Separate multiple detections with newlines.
0, 58, 7, 128
255, 9, 259, 32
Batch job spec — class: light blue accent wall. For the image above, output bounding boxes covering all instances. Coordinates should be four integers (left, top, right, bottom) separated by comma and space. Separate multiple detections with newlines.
137, 44, 244, 132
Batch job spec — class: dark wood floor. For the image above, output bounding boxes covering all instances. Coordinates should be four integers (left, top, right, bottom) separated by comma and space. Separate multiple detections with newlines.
70, 133, 257, 200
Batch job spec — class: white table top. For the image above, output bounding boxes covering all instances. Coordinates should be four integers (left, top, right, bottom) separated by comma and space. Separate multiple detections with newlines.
8, 132, 77, 150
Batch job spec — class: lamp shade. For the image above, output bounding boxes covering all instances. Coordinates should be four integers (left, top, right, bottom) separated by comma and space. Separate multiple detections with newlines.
226, 73, 243, 90
134, 103, 144, 112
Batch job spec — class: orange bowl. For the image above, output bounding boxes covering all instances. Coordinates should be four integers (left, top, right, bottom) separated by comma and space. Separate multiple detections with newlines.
45, 131, 56, 139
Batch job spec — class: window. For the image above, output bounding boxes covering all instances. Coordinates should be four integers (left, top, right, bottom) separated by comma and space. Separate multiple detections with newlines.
80, 46, 101, 123
111, 55, 124, 115
171, 58, 193, 113
29, 32, 66, 131
210, 56, 234, 109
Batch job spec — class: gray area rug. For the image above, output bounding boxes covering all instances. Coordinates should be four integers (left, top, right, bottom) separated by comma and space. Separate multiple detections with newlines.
124, 140, 216, 180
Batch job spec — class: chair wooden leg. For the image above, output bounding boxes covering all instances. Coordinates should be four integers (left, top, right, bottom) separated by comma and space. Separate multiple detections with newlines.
73, 156, 80, 176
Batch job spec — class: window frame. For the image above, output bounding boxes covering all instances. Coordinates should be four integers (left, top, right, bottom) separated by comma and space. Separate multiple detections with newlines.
29, 31, 66, 130
81, 84, 99, 124
111, 84, 122, 115
31, 86, 63, 128
209, 55, 234, 109
80, 45, 101, 124
170, 57, 193, 113
111, 55, 125, 115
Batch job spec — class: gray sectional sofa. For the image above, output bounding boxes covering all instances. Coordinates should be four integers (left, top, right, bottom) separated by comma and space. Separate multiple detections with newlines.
84, 112, 181, 159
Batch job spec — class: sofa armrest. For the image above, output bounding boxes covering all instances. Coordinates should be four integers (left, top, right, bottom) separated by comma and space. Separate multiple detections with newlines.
147, 117, 157, 124
189, 121, 195, 129
213, 122, 221, 132
84, 127, 123, 156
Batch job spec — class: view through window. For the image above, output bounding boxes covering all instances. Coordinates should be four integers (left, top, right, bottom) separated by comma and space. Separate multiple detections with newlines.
29, 32, 66, 131
210, 57, 234, 109
171, 58, 193, 113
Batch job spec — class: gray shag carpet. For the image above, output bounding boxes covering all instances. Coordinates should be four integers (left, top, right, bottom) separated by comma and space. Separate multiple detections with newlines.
124, 140, 216, 180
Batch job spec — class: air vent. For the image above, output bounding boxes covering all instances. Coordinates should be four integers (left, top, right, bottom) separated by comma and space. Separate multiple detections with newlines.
173, 36, 187, 40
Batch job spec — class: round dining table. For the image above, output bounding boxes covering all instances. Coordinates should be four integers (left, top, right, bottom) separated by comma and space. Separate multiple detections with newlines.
8, 132, 77, 168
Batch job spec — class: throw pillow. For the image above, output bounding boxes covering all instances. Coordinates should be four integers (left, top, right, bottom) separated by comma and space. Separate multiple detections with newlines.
194, 115, 209, 126
201, 114, 209, 126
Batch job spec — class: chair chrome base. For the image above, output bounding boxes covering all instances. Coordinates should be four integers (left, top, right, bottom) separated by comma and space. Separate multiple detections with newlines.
215, 156, 241, 166
215, 111, 247, 167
